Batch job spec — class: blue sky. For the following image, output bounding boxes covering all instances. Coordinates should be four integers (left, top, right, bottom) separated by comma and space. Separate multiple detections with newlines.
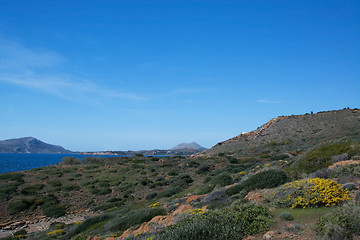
0, 0, 359, 151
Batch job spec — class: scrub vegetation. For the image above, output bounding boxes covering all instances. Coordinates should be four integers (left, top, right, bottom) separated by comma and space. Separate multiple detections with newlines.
1, 108, 360, 239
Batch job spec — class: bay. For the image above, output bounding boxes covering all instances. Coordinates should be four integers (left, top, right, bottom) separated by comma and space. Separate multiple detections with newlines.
0, 153, 119, 174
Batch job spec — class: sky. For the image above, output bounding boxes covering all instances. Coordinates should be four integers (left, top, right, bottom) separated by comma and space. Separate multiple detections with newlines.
0, 0, 359, 151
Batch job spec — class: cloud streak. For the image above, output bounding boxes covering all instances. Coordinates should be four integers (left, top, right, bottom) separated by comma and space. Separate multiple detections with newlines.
0, 35, 212, 104
0, 36, 145, 103
257, 99, 282, 104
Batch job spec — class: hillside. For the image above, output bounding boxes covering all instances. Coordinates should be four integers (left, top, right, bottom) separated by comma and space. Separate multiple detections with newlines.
201, 108, 360, 157
0, 137, 71, 154
0, 109, 360, 240
170, 142, 206, 151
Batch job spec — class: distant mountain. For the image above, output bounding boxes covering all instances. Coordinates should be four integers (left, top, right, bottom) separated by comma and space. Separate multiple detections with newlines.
0, 137, 71, 153
200, 108, 360, 157
171, 142, 206, 151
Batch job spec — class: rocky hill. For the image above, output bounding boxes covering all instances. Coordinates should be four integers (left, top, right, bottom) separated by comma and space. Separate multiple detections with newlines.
201, 108, 360, 157
0, 137, 71, 153
1, 109, 360, 240
170, 142, 206, 151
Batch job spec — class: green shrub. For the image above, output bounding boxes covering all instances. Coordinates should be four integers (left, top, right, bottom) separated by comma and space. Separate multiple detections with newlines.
0, 173, 24, 182
199, 173, 233, 194
42, 204, 66, 218
20, 184, 45, 195
48, 180, 62, 187
271, 154, 289, 161
225, 161, 259, 173
158, 186, 182, 198
198, 184, 215, 195
330, 164, 360, 178
110, 207, 166, 232
145, 192, 157, 200
61, 156, 81, 165
296, 140, 360, 173
209, 173, 233, 187
68, 214, 113, 238
168, 169, 179, 176
82, 156, 105, 164
62, 184, 80, 192
196, 165, 210, 174
342, 182, 357, 191
97, 188, 112, 195
279, 212, 293, 221
179, 174, 193, 184
14, 229, 27, 236
315, 204, 360, 239
40, 194, 66, 218
88, 186, 111, 196
155, 203, 273, 240
0, 183, 20, 200
226, 169, 289, 196
7, 199, 34, 214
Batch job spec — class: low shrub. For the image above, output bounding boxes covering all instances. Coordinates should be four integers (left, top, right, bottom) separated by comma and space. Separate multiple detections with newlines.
0, 173, 24, 182
7, 199, 35, 214
279, 212, 294, 221
271, 154, 289, 161
199, 173, 233, 194
179, 174, 193, 184
315, 204, 360, 239
40, 194, 66, 218
0, 183, 20, 200
226, 169, 289, 196
158, 186, 182, 198
145, 192, 157, 200
196, 165, 211, 174
20, 184, 45, 195
155, 203, 273, 240
14, 229, 27, 237
168, 170, 179, 176
110, 207, 166, 232
342, 182, 357, 191
330, 164, 360, 179
61, 156, 81, 165
48, 180, 62, 187
267, 178, 350, 208
209, 173, 233, 187
62, 184, 80, 192
67, 214, 113, 238
296, 140, 360, 173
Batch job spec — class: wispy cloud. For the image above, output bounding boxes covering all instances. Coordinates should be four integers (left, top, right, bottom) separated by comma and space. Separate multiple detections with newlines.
0, 35, 212, 104
0, 36, 145, 103
0, 38, 65, 70
0, 72, 145, 103
257, 99, 282, 104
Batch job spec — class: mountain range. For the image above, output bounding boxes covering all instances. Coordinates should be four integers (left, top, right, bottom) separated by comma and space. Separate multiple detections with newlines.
0, 137, 206, 155
0, 137, 71, 154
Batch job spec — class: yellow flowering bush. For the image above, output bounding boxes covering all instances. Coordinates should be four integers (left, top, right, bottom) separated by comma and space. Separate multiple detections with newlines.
46, 229, 65, 236
148, 202, 163, 208
14, 235, 26, 240
267, 178, 350, 208
188, 208, 205, 215
237, 171, 247, 176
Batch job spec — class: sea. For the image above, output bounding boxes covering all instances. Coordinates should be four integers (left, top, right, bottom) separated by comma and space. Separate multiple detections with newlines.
0, 153, 120, 174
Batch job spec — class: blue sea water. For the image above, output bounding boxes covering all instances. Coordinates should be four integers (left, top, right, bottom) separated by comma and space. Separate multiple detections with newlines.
0, 153, 118, 174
